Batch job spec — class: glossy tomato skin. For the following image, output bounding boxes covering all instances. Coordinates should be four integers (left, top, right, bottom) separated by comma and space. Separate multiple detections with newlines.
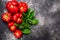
11, 1, 18, 6
16, 18, 22, 24
18, 2, 28, 13
6, 1, 18, 6
6, 1, 18, 14
8, 22, 14, 27
9, 25, 17, 32
19, 13, 22, 18
15, 12, 22, 18
2, 12, 12, 22
9, 5, 18, 13
12, 13, 22, 24
14, 30, 22, 38
14, 13, 20, 17
13, 14, 17, 22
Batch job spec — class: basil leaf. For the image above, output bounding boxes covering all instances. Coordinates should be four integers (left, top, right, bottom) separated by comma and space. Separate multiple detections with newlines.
22, 29, 31, 35
29, 11, 34, 19
26, 8, 32, 19
27, 18, 38, 25
26, 8, 31, 16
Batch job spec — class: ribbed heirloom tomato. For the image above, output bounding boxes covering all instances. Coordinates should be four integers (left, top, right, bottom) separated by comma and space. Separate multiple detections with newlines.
6, 1, 18, 14
2, 12, 12, 22
12, 13, 22, 24
18, 2, 28, 13
14, 30, 22, 38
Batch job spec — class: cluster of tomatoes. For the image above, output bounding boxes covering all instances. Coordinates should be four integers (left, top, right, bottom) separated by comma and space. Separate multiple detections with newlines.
2, 1, 28, 39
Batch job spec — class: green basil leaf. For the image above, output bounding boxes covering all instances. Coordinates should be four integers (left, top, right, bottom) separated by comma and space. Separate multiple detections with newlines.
27, 19, 38, 25
26, 8, 31, 15
22, 29, 31, 35
26, 8, 33, 19
29, 11, 34, 19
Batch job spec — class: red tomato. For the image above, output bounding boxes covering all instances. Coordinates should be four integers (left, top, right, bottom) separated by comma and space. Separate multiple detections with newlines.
18, 2, 28, 12
12, 13, 22, 24
2, 12, 12, 22
6, 1, 18, 14
14, 30, 22, 38
8, 22, 14, 27
9, 25, 17, 32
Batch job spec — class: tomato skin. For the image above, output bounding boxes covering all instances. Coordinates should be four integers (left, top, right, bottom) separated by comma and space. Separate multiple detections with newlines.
18, 2, 28, 13
6, 1, 18, 14
6, 1, 18, 6
14, 13, 20, 17
9, 25, 17, 32
15, 12, 22, 18
16, 18, 22, 24
12, 13, 22, 24
8, 22, 14, 27
14, 30, 22, 38
19, 13, 22, 18
2, 12, 12, 22
11, 1, 18, 6
13, 14, 17, 22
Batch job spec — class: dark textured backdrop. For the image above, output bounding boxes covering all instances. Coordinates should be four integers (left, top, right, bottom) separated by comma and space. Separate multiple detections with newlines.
0, 0, 60, 40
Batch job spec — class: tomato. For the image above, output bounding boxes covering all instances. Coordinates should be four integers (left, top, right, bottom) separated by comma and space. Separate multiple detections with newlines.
18, 2, 28, 12
8, 22, 14, 27
2, 12, 12, 22
6, 1, 18, 14
14, 30, 22, 38
9, 25, 17, 32
12, 13, 22, 24
8, 22, 17, 32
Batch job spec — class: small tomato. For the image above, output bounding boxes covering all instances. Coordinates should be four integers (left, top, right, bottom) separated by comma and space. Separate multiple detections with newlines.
2, 12, 12, 22
18, 2, 28, 13
14, 30, 22, 38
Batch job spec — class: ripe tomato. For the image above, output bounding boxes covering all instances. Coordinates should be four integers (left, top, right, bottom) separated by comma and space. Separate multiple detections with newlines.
14, 30, 22, 38
12, 13, 22, 24
6, 1, 18, 14
2, 12, 12, 22
8, 22, 14, 27
18, 2, 28, 12
9, 25, 17, 32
